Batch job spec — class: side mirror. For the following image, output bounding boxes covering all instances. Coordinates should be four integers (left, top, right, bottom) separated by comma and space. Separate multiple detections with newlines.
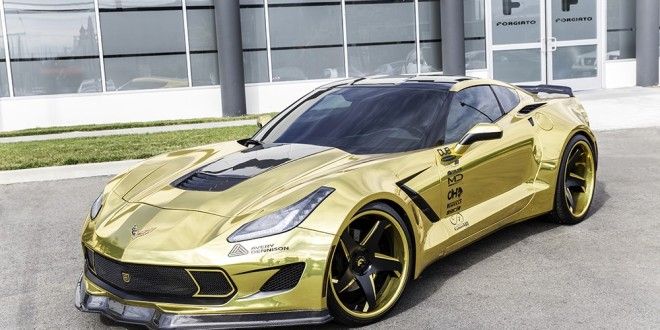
452, 123, 503, 156
257, 115, 273, 128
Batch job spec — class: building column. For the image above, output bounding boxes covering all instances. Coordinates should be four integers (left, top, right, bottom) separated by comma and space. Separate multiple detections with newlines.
636, 0, 659, 86
440, 0, 465, 76
214, 0, 247, 116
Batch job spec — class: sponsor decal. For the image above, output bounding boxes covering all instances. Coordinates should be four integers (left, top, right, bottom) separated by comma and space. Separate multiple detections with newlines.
251, 244, 290, 254
228, 244, 249, 257
439, 147, 460, 166
446, 168, 465, 215
438, 147, 452, 157
447, 199, 462, 209
448, 168, 464, 187
131, 225, 156, 239
447, 187, 463, 200
228, 243, 290, 257
449, 213, 469, 231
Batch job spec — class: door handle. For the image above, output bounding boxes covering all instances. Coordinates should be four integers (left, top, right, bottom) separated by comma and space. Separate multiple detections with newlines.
549, 37, 558, 52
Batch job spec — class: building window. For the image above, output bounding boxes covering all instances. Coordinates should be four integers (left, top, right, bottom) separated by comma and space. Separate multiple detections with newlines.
240, 0, 269, 83
345, 0, 417, 76
418, 0, 442, 73
187, 0, 218, 86
418, 0, 486, 73
607, 0, 636, 60
267, 0, 345, 82
4, 0, 102, 96
0, 14, 9, 97
99, 0, 188, 91
464, 0, 486, 70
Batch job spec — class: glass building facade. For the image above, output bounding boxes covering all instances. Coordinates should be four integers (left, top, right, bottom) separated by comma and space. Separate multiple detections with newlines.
0, 0, 487, 98
0, 0, 657, 133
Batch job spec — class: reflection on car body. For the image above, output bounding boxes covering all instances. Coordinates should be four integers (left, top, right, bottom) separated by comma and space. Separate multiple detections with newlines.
76, 75, 598, 329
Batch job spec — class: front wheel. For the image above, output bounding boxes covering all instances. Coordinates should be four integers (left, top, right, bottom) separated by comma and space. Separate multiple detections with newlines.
548, 134, 597, 224
327, 202, 412, 326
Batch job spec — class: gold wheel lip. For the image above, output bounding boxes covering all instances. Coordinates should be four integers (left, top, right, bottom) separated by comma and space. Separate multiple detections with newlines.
564, 140, 596, 218
329, 209, 410, 320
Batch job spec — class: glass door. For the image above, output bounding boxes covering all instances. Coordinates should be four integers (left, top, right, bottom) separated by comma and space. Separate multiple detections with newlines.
489, 0, 546, 85
487, 0, 602, 90
546, 0, 602, 90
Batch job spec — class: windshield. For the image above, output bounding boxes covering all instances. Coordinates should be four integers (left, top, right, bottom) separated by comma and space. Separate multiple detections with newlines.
256, 85, 449, 154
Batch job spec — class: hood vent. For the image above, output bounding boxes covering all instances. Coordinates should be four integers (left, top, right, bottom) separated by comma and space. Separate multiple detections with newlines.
175, 172, 247, 192
172, 143, 333, 192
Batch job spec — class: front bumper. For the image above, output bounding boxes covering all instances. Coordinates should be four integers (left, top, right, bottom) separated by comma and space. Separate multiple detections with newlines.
75, 275, 332, 329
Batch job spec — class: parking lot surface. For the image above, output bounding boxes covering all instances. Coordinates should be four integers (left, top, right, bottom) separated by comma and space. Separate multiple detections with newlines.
1, 127, 658, 329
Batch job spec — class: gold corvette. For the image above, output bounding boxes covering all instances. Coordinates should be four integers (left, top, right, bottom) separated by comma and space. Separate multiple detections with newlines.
75, 75, 597, 328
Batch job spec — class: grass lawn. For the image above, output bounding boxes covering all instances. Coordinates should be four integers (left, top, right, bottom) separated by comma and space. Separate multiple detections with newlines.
0, 125, 258, 171
0, 113, 275, 138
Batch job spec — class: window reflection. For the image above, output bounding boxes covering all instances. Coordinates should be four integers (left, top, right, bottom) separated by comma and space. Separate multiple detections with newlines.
607, 0, 636, 60
418, 0, 442, 73
99, 0, 188, 91
4, 0, 101, 96
464, 0, 486, 70
268, 0, 345, 82
240, 0, 269, 83
345, 0, 417, 76
187, 1, 218, 86
0, 15, 9, 97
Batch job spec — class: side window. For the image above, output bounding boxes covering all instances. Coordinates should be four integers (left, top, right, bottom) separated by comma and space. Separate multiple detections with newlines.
443, 86, 501, 144
492, 86, 520, 113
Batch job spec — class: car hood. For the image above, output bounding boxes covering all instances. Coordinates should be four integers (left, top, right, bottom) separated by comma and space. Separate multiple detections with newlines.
115, 142, 355, 219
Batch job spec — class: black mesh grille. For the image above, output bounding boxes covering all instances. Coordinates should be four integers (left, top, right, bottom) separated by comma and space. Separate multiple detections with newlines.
175, 172, 247, 192
260, 263, 305, 292
189, 270, 234, 296
88, 250, 233, 299
85, 248, 95, 273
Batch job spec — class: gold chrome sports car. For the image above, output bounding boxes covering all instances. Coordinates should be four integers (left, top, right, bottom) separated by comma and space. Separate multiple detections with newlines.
76, 75, 598, 328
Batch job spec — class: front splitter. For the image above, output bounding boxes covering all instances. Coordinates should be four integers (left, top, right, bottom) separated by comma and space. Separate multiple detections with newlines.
74, 275, 332, 329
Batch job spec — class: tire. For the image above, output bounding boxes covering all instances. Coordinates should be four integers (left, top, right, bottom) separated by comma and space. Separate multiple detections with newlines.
548, 134, 597, 224
327, 202, 413, 327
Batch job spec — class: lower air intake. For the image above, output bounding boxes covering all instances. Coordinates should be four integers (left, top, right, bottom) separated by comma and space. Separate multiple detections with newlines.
260, 263, 306, 292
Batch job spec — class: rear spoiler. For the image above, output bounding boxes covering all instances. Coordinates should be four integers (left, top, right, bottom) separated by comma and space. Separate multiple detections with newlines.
516, 84, 574, 97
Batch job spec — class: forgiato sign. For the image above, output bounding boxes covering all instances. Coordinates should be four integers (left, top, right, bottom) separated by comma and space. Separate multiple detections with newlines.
496, 20, 537, 26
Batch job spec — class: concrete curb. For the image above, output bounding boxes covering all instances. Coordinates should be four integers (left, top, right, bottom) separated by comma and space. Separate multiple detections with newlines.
1, 124, 659, 185
0, 119, 256, 144
0, 160, 141, 185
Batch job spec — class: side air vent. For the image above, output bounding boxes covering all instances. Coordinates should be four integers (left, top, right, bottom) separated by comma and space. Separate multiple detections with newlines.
260, 263, 306, 292
518, 102, 547, 114
175, 172, 247, 192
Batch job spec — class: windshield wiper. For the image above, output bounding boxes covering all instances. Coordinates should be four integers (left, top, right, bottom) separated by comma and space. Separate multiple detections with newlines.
238, 138, 263, 147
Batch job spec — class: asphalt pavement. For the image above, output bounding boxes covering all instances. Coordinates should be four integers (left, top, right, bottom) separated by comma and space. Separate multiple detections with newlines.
0, 127, 658, 329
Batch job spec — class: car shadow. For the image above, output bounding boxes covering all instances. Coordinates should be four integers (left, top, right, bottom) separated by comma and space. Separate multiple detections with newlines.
97, 181, 609, 330
388, 179, 610, 318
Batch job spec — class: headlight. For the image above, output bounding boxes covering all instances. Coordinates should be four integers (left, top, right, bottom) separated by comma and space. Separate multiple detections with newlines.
90, 194, 104, 220
227, 187, 334, 243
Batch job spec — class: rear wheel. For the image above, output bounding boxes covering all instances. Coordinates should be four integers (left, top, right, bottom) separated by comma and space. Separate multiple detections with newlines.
327, 203, 412, 326
548, 135, 596, 224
